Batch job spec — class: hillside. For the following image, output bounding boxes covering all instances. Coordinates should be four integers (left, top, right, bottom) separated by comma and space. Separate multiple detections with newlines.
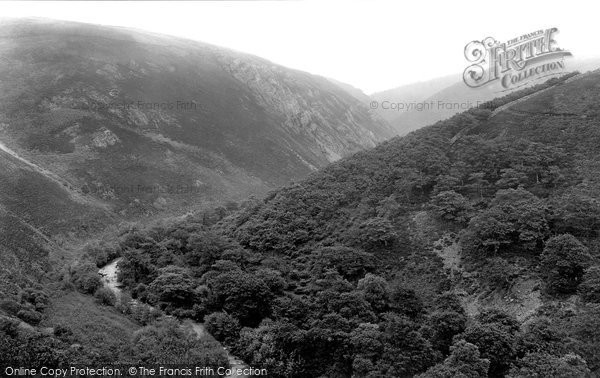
0, 18, 393, 223
375, 58, 600, 136
95, 71, 600, 377
370, 74, 459, 125
0, 18, 398, 303
3, 18, 600, 376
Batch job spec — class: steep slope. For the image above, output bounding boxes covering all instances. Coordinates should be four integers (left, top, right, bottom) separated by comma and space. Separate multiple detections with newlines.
59, 71, 600, 377
327, 77, 373, 105
0, 18, 397, 310
205, 70, 599, 376
0, 18, 394, 222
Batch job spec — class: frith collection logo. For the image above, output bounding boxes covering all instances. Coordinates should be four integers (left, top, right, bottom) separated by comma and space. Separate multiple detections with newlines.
463, 28, 572, 89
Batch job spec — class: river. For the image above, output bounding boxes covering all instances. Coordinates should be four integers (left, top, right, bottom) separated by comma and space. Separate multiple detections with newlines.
99, 259, 249, 377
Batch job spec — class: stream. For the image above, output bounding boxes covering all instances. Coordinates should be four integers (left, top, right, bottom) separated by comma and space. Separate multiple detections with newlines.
99, 259, 249, 377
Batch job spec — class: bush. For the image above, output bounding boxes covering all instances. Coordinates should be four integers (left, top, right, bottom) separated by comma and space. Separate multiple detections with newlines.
0, 300, 22, 316
70, 262, 103, 294
78, 273, 103, 294
16, 309, 43, 325
19, 288, 50, 312
128, 302, 162, 326
204, 312, 241, 344
94, 287, 117, 306
126, 318, 229, 366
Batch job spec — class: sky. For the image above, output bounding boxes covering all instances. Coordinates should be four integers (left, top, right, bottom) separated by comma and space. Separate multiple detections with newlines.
0, 0, 597, 94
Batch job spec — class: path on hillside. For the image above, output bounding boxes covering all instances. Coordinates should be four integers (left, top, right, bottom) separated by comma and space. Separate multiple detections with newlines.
99, 259, 249, 377
0, 140, 76, 195
0, 139, 102, 206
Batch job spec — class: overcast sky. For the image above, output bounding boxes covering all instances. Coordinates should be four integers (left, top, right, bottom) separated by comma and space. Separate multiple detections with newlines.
1, 0, 596, 93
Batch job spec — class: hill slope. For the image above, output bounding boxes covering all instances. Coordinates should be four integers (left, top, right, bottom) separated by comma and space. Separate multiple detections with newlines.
92, 71, 600, 377
0, 18, 394, 221
375, 57, 600, 136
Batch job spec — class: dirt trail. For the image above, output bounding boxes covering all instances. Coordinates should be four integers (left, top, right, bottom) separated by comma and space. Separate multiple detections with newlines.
99, 259, 249, 377
0, 139, 89, 203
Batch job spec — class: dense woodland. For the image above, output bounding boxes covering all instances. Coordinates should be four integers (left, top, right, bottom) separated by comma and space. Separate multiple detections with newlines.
3, 71, 600, 377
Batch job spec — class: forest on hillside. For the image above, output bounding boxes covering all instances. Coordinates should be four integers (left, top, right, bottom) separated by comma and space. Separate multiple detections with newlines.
3, 72, 600, 377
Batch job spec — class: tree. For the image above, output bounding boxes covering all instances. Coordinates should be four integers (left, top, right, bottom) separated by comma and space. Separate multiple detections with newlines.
70, 262, 103, 294
540, 234, 591, 294
418, 340, 489, 378
311, 246, 375, 282
388, 284, 424, 319
578, 265, 600, 302
235, 321, 304, 377
507, 352, 590, 377
350, 323, 385, 376
460, 323, 516, 376
496, 168, 528, 189
357, 273, 390, 312
204, 312, 241, 344
462, 188, 550, 257
94, 287, 117, 306
476, 308, 520, 335
126, 318, 228, 368
482, 257, 517, 290
551, 192, 600, 237
147, 266, 197, 308
425, 310, 467, 355
430, 191, 472, 223
347, 217, 398, 251
208, 271, 273, 327
514, 318, 568, 358
375, 313, 440, 377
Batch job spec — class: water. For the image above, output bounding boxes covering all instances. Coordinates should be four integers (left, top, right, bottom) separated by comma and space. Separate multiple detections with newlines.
98, 258, 249, 377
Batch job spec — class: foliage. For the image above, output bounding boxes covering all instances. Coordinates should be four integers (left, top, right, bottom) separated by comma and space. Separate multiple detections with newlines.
430, 190, 472, 223
204, 312, 241, 344
540, 234, 591, 294
124, 318, 228, 370
578, 265, 600, 302
418, 340, 490, 378
508, 352, 590, 377
94, 287, 117, 306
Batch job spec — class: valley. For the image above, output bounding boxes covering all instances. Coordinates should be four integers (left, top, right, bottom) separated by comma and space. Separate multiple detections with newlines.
2, 16, 600, 378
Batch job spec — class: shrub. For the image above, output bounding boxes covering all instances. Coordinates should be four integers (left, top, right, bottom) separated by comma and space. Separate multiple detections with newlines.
16, 309, 43, 325
0, 300, 22, 316
94, 287, 117, 306
19, 288, 50, 312
70, 262, 103, 294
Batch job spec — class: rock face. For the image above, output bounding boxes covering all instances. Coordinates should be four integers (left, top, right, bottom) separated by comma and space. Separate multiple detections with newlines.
217, 54, 393, 163
0, 18, 394, 223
